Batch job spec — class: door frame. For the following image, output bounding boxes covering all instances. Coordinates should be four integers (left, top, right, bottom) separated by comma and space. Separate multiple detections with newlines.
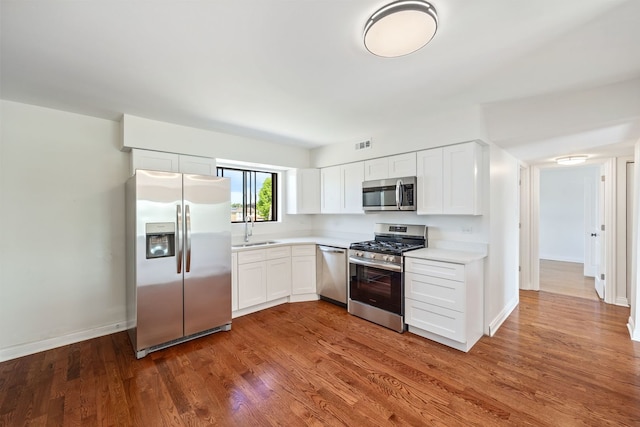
524, 158, 618, 304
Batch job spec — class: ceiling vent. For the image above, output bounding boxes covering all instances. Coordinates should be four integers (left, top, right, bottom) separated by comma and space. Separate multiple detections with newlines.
355, 140, 372, 151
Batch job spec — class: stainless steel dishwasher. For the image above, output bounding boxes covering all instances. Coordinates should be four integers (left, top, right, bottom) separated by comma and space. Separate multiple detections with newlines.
316, 245, 347, 307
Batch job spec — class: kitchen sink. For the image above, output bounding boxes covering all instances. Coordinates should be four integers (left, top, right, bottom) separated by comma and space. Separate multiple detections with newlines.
232, 240, 279, 248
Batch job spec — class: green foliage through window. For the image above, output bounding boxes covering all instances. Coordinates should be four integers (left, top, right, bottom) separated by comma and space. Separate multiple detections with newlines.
217, 167, 277, 223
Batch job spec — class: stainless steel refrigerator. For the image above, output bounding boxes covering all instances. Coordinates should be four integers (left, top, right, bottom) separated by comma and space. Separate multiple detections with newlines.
126, 169, 231, 358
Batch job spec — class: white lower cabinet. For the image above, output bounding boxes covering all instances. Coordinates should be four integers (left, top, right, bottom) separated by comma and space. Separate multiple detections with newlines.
404, 256, 484, 352
231, 252, 238, 311
236, 245, 295, 311
266, 246, 292, 300
233, 243, 320, 312
291, 245, 317, 295
237, 249, 267, 309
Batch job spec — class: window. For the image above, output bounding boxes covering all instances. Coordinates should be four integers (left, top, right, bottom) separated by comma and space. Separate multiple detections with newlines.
216, 166, 278, 223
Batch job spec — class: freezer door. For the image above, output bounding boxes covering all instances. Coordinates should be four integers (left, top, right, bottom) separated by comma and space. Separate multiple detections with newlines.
183, 174, 232, 336
135, 170, 184, 350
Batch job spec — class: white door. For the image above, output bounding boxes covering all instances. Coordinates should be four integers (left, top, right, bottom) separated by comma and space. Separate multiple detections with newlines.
584, 175, 597, 277
594, 168, 605, 299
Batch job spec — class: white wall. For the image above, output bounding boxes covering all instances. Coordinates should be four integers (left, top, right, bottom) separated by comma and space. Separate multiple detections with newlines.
539, 166, 599, 262
310, 105, 488, 168
122, 114, 311, 169
0, 101, 129, 361
486, 144, 520, 335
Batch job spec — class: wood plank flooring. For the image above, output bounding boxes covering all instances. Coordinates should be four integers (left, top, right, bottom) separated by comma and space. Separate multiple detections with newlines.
540, 259, 599, 301
1, 292, 639, 426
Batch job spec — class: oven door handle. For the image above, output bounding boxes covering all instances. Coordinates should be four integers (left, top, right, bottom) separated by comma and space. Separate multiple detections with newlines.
349, 257, 402, 272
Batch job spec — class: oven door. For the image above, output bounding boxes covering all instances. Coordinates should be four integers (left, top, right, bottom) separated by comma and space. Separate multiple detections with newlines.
349, 259, 403, 315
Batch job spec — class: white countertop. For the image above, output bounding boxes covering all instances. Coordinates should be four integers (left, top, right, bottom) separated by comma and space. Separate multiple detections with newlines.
404, 248, 487, 264
232, 236, 354, 252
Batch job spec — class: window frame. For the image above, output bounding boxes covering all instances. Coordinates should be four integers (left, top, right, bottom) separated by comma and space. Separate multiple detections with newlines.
216, 166, 278, 223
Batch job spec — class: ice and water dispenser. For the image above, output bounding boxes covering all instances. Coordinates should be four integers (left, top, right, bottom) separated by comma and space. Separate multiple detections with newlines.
145, 222, 176, 259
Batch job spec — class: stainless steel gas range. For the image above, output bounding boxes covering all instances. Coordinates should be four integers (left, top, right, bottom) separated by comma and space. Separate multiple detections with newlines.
348, 223, 427, 332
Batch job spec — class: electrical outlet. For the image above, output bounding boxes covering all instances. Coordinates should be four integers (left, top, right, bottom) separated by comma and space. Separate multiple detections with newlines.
461, 226, 473, 234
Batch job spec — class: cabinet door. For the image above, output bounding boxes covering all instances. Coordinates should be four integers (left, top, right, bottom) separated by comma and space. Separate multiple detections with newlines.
405, 272, 465, 312
292, 255, 317, 294
364, 158, 388, 181
405, 299, 466, 343
286, 169, 320, 214
321, 166, 341, 213
237, 262, 267, 309
443, 142, 482, 215
131, 149, 179, 175
178, 155, 216, 176
341, 162, 364, 214
388, 152, 417, 178
267, 257, 292, 300
416, 148, 444, 214
232, 252, 238, 311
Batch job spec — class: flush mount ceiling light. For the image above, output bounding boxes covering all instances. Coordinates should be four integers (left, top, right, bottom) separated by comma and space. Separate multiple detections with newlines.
556, 155, 588, 166
364, 0, 438, 58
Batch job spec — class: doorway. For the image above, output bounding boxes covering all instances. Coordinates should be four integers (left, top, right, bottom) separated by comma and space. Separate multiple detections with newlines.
538, 165, 600, 300
524, 158, 619, 304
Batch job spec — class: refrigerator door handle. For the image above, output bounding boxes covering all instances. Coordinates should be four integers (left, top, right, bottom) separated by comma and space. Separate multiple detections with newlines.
177, 204, 183, 274
185, 204, 192, 273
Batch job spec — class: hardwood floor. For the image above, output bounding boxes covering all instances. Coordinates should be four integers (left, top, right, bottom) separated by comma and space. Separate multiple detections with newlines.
1, 293, 638, 426
539, 259, 599, 301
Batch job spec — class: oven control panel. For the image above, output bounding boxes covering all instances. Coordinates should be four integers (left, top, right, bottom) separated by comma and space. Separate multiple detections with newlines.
349, 250, 402, 266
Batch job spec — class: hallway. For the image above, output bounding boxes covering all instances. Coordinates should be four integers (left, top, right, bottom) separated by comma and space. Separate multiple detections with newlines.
539, 259, 599, 301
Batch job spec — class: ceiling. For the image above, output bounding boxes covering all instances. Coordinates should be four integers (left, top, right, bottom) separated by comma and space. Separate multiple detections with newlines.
2, 0, 640, 164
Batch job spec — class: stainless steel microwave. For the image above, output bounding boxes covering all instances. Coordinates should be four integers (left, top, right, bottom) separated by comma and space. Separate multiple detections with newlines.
362, 177, 416, 211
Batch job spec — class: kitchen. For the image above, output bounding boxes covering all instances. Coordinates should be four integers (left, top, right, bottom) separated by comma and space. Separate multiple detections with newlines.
2, 0, 640, 424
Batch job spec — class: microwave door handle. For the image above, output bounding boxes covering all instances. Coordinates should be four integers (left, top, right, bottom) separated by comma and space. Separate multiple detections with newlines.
176, 204, 182, 274
396, 179, 403, 209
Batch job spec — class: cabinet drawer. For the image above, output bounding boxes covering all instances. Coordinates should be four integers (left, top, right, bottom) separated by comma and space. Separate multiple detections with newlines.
267, 245, 291, 260
404, 258, 464, 281
238, 249, 266, 264
405, 299, 466, 343
291, 244, 316, 257
405, 272, 465, 311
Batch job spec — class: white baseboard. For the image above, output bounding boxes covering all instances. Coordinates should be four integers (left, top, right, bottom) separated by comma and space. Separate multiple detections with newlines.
629, 316, 640, 342
0, 321, 129, 363
615, 297, 629, 307
488, 295, 519, 337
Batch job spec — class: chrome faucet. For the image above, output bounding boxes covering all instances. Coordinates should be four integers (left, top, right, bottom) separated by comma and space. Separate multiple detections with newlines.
244, 215, 254, 242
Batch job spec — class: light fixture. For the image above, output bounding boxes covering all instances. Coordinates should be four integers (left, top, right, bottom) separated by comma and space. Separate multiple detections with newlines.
364, 0, 438, 58
556, 156, 588, 166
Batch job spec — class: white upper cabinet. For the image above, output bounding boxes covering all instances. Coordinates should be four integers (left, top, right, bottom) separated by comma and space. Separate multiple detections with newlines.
364, 153, 417, 181
321, 162, 364, 214
341, 162, 365, 213
363, 158, 388, 181
320, 165, 341, 213
388, 152, 417, 178
178, 155, 216, 176
131, 149, 179, 174
130, 149, 216, 176
443, 143, 482, 215
416, 148, 444, 214
286, 169, 320, 214
417, 142, 483, 215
